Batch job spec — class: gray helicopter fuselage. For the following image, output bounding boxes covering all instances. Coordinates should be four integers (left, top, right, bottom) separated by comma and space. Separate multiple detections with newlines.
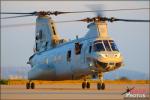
28, 37, 123, 80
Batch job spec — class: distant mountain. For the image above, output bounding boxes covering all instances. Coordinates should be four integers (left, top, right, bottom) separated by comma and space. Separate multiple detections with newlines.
1, 66, 30, 79
1, 66, 149, 80
104, 68, 149, 80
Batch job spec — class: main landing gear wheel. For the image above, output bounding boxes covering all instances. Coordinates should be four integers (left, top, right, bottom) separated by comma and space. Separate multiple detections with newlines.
82, 81, 86, 89
82, 77, 90, 89
86, 82, 90, 89
82, 81, 90, 89
26, 81, 35, 89
26, 82, 30, 89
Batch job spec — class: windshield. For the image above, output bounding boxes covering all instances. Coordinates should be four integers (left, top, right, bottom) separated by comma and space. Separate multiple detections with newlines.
93, 40, 119, 52
93, 41, 105, 51
103, 40, 111, 51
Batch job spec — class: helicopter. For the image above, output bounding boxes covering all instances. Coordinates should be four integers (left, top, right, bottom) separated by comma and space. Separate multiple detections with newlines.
1, 8, 150, 90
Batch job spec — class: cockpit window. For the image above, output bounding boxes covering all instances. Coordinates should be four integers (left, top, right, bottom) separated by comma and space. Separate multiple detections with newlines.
103, 40, 111, 51
109, 40, 119, 51
93, 42, 105, 52
93, 40, 119, 52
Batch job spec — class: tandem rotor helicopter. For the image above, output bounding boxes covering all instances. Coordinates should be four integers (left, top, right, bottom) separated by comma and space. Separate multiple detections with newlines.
1, 7, 150, 90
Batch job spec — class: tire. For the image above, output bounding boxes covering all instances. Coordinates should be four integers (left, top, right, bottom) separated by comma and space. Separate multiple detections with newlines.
26, 83, 30, 89
86, 82, 90, 89
82, 82, 86, 89
31, 82, 35, 89
101, 83, 105, 90
97, 83, 101, 90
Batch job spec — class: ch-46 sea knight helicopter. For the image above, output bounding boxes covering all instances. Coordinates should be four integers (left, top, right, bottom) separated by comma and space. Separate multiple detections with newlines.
1, 7, 150, 90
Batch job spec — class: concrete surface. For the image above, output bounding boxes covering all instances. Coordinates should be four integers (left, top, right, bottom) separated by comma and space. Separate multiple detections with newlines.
0, 83, 149, 100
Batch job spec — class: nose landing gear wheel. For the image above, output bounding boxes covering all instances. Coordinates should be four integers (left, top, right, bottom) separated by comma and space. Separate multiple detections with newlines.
97, 72, 105, 90
97, 83, 105, 90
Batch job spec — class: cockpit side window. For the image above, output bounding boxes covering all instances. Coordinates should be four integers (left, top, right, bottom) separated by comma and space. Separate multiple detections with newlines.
109, 40, 119, 51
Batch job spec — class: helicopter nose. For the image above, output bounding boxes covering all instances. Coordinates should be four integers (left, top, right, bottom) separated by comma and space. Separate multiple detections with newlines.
99, 53, 123, 62
94, 53, 123, 71
95, 59, 123, 72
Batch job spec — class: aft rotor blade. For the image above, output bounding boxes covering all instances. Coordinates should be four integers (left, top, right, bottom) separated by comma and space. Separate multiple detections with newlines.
1, 23, 35, 28
56, 20, 82, 23
1, 14, 34, 19
1, 8, 149, 16
1, 12, 36, 15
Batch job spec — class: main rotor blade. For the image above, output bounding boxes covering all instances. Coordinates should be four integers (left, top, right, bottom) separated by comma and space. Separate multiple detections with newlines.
56, 20, 81, 23
55, 8, 150, 15
86, 4, 104, 17
1, 8, 149, 16
1, 14, 34, 19
1, 23, 35, 28
1, 12, 36, 15
109, 18, 150, 22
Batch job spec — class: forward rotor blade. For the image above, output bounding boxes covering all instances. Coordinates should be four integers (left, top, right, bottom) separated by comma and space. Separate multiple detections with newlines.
86, 4, 104, 17
110, 18, 150, 22
1, 14, 34, 19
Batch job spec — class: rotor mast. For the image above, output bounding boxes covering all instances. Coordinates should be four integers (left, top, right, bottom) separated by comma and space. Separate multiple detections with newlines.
84, 17, 109, 38
95, 18, 109, 38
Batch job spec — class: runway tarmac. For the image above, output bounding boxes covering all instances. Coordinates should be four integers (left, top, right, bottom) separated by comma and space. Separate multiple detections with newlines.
1, 83, 149, 100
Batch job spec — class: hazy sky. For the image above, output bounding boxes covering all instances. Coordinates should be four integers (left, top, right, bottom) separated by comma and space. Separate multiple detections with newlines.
1, 1, 149, 74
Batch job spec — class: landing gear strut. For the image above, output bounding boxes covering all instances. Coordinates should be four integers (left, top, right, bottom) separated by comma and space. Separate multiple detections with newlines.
26, 80, 35, 89
82, 77, 90, 89
97, 72, 105, 90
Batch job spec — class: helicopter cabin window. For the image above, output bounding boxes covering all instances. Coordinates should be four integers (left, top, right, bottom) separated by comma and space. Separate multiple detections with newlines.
35, 35, 38, 40
93, 40, 105, 52
39, 30, 43, 39
35, 43, 39, 51
67, 50, 71, 62
75, 43, 82, 55
103, 40, 111, 51
89, 46, 92, 53
109, 40, 119, 51
52, 26, 56, 35
36, 30, 43, 40
45, 42, 48, 49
